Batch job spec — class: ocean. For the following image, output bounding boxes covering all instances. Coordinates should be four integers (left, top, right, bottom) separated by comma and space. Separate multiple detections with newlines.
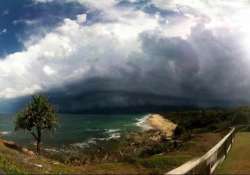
0, 113, 148, 149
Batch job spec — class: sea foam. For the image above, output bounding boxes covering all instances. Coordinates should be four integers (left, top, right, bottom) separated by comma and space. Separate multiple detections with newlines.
135, 114, 153, 130
0, 131, 11, 135
72, 129, 121, 149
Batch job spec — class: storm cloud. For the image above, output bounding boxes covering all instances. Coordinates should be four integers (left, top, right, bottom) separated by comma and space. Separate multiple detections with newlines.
55, 24, 250, 108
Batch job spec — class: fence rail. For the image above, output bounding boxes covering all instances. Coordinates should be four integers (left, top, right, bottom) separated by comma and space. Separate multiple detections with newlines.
166, 128, 236, 175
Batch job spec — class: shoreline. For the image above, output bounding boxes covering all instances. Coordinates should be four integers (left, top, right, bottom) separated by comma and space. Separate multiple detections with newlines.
137, 113, 177, 138
135, 114, 153, 130
0, 114, 177, 151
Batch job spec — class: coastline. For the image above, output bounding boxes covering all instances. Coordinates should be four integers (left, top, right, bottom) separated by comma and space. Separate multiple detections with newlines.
0, 111, 232, 175
0, 113, 177, 151
135, 114, 153, 130
137, 113, 177, 138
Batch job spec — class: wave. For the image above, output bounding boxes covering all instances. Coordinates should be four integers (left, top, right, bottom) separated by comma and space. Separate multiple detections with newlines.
72, 129, 121, 149
104, 129, 120, 134
107, 132, 120, 140
72, 114, 153, 149
44, 148, 60, 153
73, 137, 98, 148
105, 128, 121, 140
0, 131, 11, 135
135, 114, 152, 130
72, 137, 104, 149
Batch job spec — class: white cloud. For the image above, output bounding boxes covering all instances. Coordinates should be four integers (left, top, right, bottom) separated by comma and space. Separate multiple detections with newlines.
0, 28, 7, 35
2, 0, 250, 100
0, 85, 42, 99
43, 65, 56, 76
0, 8, 163, 99
76, 14, 87, 24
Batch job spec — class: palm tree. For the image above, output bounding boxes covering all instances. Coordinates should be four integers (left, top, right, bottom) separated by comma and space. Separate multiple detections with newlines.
15, 95, 58, 154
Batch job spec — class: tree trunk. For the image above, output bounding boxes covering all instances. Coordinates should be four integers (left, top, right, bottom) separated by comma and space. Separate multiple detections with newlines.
36, 127, 42, 154
37, 140, 41, 154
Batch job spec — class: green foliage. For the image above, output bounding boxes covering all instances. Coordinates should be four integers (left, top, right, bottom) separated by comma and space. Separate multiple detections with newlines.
139, 142, 172, 157
15, 95, 58, 131
0, 155, 26, 175
15, 95, 58, 153
164, 107, 250, 133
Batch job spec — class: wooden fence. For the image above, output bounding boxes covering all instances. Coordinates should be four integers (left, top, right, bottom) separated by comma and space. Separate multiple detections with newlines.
166, 128, 236, 175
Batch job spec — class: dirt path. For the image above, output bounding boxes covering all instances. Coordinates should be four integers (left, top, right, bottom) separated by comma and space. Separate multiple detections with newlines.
216, 132, 250, 174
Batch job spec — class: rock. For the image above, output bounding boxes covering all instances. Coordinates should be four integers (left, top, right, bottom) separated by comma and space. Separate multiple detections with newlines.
53, 162, 60, 165
2, 140, 35, 156
33, 164, 43, 168
26, 150, 35, 156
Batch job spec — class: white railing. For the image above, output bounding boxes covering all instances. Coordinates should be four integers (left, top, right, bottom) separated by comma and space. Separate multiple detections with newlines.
166, 128, 235, 175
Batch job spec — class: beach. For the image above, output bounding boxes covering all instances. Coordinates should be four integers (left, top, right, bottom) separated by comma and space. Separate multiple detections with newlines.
146, 114, 177, 138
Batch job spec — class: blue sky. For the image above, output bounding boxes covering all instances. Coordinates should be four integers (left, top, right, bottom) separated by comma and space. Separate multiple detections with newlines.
0, 0, 179, 56
0, 0, 86, 56
1, 0, 250, 110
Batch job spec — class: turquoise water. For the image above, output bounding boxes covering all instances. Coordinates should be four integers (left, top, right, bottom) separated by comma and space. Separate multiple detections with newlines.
0, 113, 146, 148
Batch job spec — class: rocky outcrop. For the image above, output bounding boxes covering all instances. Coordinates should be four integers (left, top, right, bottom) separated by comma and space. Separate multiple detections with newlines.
0, 140, 35, 156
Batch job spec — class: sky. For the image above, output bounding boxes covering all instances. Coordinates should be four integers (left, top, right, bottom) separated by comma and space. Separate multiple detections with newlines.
1, 0, 250, 112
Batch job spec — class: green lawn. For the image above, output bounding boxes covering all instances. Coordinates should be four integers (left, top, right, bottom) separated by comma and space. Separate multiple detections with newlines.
216, 132, 250, 174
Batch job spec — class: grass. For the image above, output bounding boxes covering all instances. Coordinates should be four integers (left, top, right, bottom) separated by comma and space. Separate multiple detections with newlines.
135, 154, 192, 174
81, 162, 150, 175
0, 140, 82, 174
0, 155, 26, 175
0, 139, 149, 175
0, 131, 224, 175
133, 132, 224, 174
216, 132, 250, 174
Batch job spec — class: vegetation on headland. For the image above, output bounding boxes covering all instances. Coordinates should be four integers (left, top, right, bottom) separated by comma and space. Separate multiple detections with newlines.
164, 106, 250, 133
1, 99, 250, 174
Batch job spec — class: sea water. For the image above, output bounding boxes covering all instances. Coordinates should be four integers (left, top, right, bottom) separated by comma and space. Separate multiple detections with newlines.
0, 113, 150, 149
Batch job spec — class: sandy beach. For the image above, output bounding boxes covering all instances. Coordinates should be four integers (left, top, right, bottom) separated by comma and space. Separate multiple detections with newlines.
146, 114, 177, 138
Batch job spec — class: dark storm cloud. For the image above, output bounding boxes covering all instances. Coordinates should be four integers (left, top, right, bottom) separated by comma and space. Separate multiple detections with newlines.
134, 25, 250, 104
39, 23, 250, 110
